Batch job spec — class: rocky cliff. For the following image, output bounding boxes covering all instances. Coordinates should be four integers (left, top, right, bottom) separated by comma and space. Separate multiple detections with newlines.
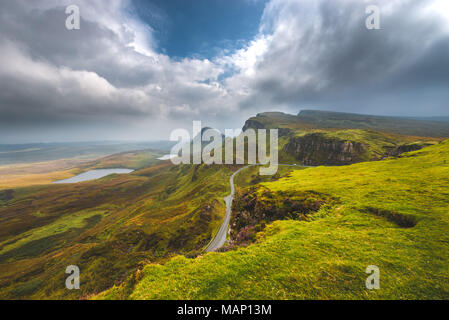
242, 113, 433, 166
242, 119, 293, 137
385, 143, 426, 157
283, 133, 370, 165
283, 133, 429, 165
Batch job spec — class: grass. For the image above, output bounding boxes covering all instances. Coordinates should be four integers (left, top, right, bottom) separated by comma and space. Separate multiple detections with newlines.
0, 150, 162, 190
98, 140, 449, 300
244, 112, 442, 166
233, 165, 307, 190
0, 160, 233, 299
0, 209, 106, 258
315, 129, 436, 158
0, 160, 80, 189
2, 111, 449, 300
82, 149, 163, 170
297, 110, 449, 138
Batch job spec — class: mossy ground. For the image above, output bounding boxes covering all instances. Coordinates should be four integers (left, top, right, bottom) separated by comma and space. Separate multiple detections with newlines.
99, 140, 449, 300
0, 154, 233, 299
1, 123, 448, 300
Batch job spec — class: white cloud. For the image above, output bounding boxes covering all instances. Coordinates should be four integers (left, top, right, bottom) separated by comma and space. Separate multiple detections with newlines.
1, 0, 449, 142
0, 0, 234, 125
221, 0, 449, 115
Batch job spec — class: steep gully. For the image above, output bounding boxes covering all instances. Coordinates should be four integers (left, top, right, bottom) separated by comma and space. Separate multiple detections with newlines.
205, 164, 310, 252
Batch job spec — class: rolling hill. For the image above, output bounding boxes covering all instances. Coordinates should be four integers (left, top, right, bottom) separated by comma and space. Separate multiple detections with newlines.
0, 152, 233, 299
1, 110, 449, 300
297, 110, 449, 137
243, 110, 446, 165
97, 139, 449, 300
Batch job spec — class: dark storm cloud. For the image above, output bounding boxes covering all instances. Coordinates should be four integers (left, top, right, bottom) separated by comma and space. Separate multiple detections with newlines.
235, 0, 449, 116
0, 0, 228, 140
0, 0, 448, 142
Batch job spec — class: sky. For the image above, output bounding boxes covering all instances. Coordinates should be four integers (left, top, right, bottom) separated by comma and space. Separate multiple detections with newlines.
0, 0, 448, 143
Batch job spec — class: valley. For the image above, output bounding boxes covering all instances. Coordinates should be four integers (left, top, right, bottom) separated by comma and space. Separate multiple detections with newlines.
53, 169, 135, 184
0, 110, 448, 300
99, 139, 449, 300
0, 151, 232, 299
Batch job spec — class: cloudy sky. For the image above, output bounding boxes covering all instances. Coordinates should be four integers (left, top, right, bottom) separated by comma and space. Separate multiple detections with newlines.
0, 0, 448, 143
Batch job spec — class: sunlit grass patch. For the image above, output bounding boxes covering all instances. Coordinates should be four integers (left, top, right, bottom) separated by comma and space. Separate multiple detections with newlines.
101, 140, 449, 300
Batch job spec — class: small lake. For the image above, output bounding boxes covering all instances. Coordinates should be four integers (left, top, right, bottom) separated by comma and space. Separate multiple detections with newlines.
53, 168, 134, 184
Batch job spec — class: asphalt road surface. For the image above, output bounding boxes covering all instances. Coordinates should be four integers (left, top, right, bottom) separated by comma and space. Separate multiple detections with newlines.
205, 164, 307, 252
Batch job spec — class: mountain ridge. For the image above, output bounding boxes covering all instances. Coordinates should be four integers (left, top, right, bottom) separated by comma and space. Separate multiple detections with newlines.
96, 139, 449, 300
295, 110, 449, 137
243, 111, 443, 166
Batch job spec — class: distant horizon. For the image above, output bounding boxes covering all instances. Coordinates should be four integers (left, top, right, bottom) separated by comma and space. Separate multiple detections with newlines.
2, 108, 449, 145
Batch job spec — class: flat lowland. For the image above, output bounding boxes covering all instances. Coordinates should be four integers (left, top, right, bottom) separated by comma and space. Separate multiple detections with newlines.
0, 150, 162, 189
0, 159, 85, 189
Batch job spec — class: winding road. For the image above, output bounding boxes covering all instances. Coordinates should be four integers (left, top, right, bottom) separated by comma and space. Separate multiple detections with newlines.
205, 164, 306, 252
205, 166, 250, 252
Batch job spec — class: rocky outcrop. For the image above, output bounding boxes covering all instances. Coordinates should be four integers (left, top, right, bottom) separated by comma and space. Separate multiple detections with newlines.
242, 119, 265, 131
227, 188, 330, 248
283, 133, 430, 165
242, 119, 293, 137
283, 133, 369, 165
385, 143, 426, 157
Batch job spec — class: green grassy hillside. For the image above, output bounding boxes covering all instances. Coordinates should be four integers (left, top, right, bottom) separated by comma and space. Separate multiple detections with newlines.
0, 160, 233, 299
2, 112, 448, 300
243, 110, 449, 138
80, 149, 163, 170
98, 140, 449, 299
243, 112, 442, 165
297, 110, 449, 137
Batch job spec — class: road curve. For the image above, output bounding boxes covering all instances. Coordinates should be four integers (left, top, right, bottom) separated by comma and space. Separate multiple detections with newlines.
205, 164, 309, 252
205, 165, 251, 252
